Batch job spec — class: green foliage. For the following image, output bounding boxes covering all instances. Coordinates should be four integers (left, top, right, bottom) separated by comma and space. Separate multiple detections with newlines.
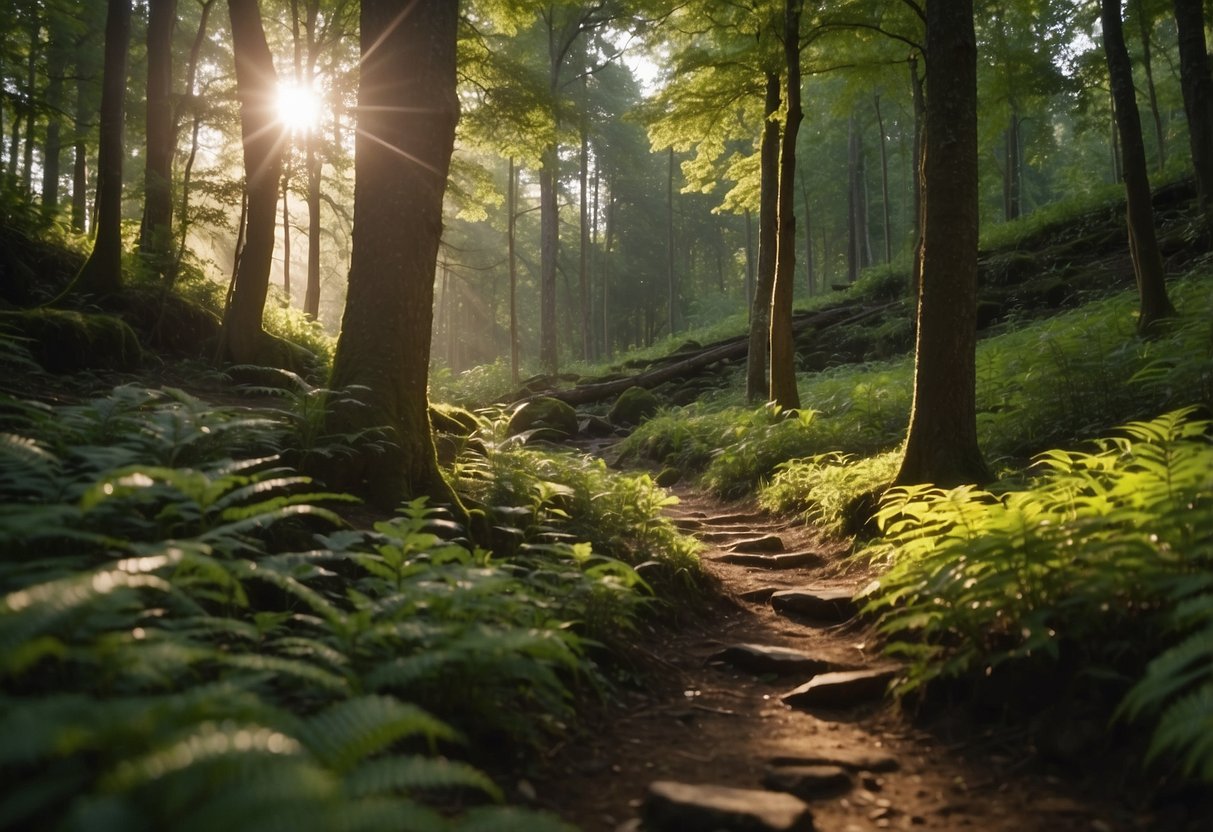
761, 451, 901, 535
261, 300, 336, 370
861, 409, 1213, 781
0, 384, 631, 829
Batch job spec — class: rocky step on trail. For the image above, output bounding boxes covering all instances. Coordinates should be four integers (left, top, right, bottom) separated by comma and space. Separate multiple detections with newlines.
535, 489, 1171, 832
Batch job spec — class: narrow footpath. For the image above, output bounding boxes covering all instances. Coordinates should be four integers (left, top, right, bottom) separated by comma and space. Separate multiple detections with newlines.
534, 487, 1179, 832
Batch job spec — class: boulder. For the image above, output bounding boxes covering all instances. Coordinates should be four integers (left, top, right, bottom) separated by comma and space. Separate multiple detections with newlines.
506, 396, 578, 439
608, 386, 660, 426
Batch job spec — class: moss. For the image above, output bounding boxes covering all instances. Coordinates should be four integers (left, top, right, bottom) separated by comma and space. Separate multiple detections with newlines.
608, 386, 660, 427
430, 403, 478, 436
0, 308, 142, 373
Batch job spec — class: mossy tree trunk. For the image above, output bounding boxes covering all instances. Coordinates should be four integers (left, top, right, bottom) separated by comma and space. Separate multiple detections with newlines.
769, 0, 802, 410
745, 71, 781, 404
76, 0, 130, 298
140, 0, 176, 280
895, 0, 990, 489
1173, 0, 1213, 237
1100, 0, 1176, 336
219, 0, 287, 364
325, 0, 462, 513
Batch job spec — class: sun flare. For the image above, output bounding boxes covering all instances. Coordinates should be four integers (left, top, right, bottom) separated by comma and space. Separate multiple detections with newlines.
277, 81, 321, 134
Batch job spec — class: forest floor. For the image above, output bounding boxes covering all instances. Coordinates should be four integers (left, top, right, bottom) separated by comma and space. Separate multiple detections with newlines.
532, 449, 1203, 831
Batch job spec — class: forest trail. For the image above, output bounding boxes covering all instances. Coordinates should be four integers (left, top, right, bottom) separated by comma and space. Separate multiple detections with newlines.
537, 487, 1153, 832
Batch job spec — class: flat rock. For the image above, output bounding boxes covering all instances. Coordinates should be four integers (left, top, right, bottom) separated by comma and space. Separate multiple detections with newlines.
727, 534, 785, 554
702, 512, 767, 526
707, 643, 838, 676
781, 669, 897, 709
768, 748, 900, 773
738, 586, 778, 603
699, 528, 761, 543
644, 781, 814, 832
715, 551, 825, 570
770, 589, 857, 621
762, 765, 853, 799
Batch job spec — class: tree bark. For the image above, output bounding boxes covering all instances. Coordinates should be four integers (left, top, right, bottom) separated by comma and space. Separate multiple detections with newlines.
41, 9, 72, 215
75, 0, 131, 297
140, 0, 176, 279
667, 146, 678, 337
745, 72, 781, 403
219, 0, 288, 363
71, 3, 106, 234
1134, 0, 1167, 171
1004, 112, 1021, 221
908, 53, 925, 300
846, 111, 870, 282
895, 0, 990, 488
326, 0, 462, 512
580, 67, 592, 360
539, 148, 559, 373
799, 168, 814, 295
875, 94, 892, 263
1173, 0, 1213, 236
1101, 0, 1176, 335
508, 157, 520, 384
769, 0, 802, 410
744, 207, 755, 310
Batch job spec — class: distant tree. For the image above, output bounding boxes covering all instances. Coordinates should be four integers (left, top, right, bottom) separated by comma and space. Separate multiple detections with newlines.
219, 0, 287, 363
745, 71, 781, 403
140, 0, 177, 279
75, 0, 131, 297
324, 0, 462, 510
70, 2, 106, 234
895, 0, 990, 488
1100, 0, 1175, 335
40, 4, 73, 216
1172, 0, 1213, 236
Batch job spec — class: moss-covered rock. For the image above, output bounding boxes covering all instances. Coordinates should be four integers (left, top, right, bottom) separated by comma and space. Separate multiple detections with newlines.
507, 396, 579, 439
609, 386, 660, 427
0, 308, 142, 373
430, 403, 479, 436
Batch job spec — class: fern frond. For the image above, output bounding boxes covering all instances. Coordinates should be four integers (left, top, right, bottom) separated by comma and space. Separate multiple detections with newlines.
300, 696, 457, 772
344, 755, 500, 800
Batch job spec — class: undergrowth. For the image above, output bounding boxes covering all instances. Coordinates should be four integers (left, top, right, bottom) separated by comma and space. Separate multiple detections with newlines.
861, 408, 1213, 783
0, 379, 677, 830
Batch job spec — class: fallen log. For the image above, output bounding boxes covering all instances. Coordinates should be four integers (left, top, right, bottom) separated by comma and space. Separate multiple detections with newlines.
513, 301, 900, 408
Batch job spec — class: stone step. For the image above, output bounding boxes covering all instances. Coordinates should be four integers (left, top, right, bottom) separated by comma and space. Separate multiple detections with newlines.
762, 765, 853, 799
698, 528, 765, 543
768, 747, 900, 774
707, 643, 840, 676
738, 586, 778, 604
770, 588, 858, 622
713, 551, 824, 570
726, 534, 785, 554
781, 668, 897, 709
644, 781, 814, 832
701, 512, 768, 526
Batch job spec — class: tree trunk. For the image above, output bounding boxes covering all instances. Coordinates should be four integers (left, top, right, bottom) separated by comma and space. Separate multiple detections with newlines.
508, 157, 520, 385
846, 111, 870, 282
799, 169, 814, 295
539, 147, 559, 373
1134, 0, 1167, 171
745, 71, 781, 403
1004, 112, 1022, 221
769, 0, 802, 410
744, 207, 755, 311
140, 0, 176, 279
71, 4, 106, 234
170, 0, 216, 286
579, 69, 592, 361
281, 167, 292, 302
20, 13, 37, 195
602, 190, 614, 359
875, 94, 892, 263
41, 9, 71, 215
75, 0, 131, 297
219, 0, 288, 363
1173, 0, 1213, 236
1101, 0, 1176, 335
909, 54, 925, 300
667, 146, 678, 337
325, 0, 461, 513
896, 0, 990, 488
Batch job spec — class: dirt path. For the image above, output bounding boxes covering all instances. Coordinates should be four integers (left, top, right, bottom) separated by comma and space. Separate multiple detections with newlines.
533, 487, 1174, 832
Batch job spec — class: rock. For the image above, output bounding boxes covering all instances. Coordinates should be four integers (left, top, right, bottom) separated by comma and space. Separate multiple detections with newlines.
699, 529, 760, 543
770, 589, 857, 622
781, 669, 897, 709
702, 512, 767, 525
738, 587, 778, 603
727, 534, 785, 554
707, 643, 838, 676
507, 396, 579, 439
578, 414, 616, 437
655, 467, 682, 487
644, 781, 814, 832
715, 551, 825, 570
762, 765, 852, 799
767, 748, 899, 773
430, 403, 478, 435
608, 386, 660, 426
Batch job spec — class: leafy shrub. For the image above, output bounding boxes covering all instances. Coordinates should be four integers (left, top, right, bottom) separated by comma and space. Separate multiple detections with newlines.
761, 451, 901, 536
861, 409, 1213, 781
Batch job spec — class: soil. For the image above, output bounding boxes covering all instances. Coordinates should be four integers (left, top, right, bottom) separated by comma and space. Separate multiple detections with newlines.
528, 484, 1209, 832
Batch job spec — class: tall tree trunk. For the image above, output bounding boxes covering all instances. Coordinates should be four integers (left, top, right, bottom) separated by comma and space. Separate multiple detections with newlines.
846, 112, 870, 282
1004, 112, 1022, 221
170, 0, 216, 286
746, 72, 781, 403
667, 146, 677, 337
508, 157, 520, 384
20, 12, 38, 196
875, 94, 892, 263
303, 136, 322, 317
909, 54, 925, 299
770, 0, 802, 410
1173, 0, 1213, 237
140, 0, 176, 278
1134, 0, 1167, 171
799, 167, 814, 295
896, 0, 990, 488
539, 147, 559, 374
325, 0, 462, 512
71, 4, 106, 234
219, 0, 288, 363
602, 190, 614, 359
42, 10, 71, 215
1101, 0, 1176, 335
281, 167, 292, 302
579, 67, 591, 361
744, 207, 755, 310
75, 0, 131, 297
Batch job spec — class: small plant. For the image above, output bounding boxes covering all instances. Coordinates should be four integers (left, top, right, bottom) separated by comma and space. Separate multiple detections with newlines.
761, 451, 901, 536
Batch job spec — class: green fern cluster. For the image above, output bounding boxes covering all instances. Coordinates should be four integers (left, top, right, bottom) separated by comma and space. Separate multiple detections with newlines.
761, 451, 901, 535
0, 385, 631, 830
861, 408, 1213, 781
